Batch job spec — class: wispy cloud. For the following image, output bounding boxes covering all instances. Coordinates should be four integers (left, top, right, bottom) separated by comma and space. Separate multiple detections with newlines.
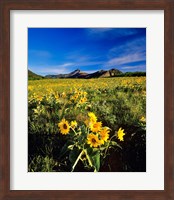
107, 52, 145, 66
86, 28, 141, 39
58, 63, 74, 68
29, 60, 103, 75
30, 66, 71, 75
108, 37, 146, 58
119, 64, 146, 72
87, 28, 113, 34
121, 66, 139, 69
120, 64, 145, 70
106, 36, 146, 68
83, 70, 98, 74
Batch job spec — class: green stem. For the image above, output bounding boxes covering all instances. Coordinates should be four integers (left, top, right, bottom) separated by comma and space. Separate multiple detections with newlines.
104, 135, 116, 157
84, 149, 93, 167
110, 134, 116, 141
71, 150, 84, 172
70, 127, 77, 135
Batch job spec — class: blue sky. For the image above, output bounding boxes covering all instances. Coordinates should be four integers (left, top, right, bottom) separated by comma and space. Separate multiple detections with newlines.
28, 28, 146, 76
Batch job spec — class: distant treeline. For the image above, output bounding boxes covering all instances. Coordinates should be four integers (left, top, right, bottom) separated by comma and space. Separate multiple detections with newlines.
116, 72, 146, 77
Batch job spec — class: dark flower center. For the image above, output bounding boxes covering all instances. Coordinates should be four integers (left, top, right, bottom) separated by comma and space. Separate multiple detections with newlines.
92, 138, 96, 143
63, 124, 67, 129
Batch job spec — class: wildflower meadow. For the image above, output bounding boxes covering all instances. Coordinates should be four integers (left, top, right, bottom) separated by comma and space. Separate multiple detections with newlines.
28, 77, 146, 172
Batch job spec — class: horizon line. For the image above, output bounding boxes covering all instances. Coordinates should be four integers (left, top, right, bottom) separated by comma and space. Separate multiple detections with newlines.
28, 67, 146, 77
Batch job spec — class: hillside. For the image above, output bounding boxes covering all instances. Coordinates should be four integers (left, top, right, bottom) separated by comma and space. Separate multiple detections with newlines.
45, 68, 123, 79
46, 69, 88, 79
28, 70, 44, 80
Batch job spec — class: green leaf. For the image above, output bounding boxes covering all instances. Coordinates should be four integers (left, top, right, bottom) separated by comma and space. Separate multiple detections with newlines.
99, 147, 106, 151
90, 150, 100, 172
86, 147, 93, 155
58, 141, 73, 159
110, 141, 122, 149
67, 145, 74, 150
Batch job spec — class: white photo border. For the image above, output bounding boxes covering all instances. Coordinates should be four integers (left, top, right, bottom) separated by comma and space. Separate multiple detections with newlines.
10, 10, 164, 190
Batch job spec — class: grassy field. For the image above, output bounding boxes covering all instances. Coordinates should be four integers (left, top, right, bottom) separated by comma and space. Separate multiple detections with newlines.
28, 77, 146, 172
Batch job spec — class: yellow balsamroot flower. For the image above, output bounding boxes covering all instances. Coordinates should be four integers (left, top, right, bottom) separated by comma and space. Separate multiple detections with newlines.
72, 94, 78, 101
90, 121, 102, 133
70, 120, 77, 129
117, 128, 125, 141
99, 127, 110, 144
88, 112, 97, 123
78, 91, 82, 96
87, 133, 101, 148
37, 96, 43, 101
83, 91, 87, 96
55, 94, 59, 101
79, 97, 86, 104
84, 118, 90, 127
140, 116, 146, 122
84, 96, 87, 101
58, 119, 70, 135
61, 92, 66, 98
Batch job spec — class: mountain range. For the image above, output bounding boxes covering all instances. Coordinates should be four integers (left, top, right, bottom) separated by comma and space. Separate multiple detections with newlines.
28, 68, 146, 80
45, 68, 122, 79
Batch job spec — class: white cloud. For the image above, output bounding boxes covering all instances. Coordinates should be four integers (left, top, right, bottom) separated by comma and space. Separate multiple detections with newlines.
87, 28, 113, 34
58, 63, 74, 68
106, 36, 146, 68
107, 52, 145, 66
108, 37, 146, 58
121, 66, 138, 69
33, 67, 70, 75
86, 28, 141, 39
29, 63, 73, 75
120, 65, 145, 70
77, 61, 102, 67
83, 70, 98, 74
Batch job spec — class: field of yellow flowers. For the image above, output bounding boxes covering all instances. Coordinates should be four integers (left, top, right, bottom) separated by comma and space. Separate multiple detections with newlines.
28, 77, 146, 172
